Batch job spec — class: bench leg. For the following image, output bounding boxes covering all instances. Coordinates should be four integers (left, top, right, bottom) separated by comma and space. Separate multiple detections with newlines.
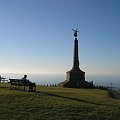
24, 86, 25, 91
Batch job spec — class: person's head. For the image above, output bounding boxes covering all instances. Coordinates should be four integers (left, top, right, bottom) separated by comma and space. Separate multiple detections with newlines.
24, 75, 27, 79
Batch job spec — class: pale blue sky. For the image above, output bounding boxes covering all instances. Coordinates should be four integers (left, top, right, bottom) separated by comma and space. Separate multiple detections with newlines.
0, 0, 120, 75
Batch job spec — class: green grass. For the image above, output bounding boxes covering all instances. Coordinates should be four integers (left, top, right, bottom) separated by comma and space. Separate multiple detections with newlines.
0, 83, 120, 120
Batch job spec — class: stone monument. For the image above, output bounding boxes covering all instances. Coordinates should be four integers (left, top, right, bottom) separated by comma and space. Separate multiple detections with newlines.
59, 29, 93, 88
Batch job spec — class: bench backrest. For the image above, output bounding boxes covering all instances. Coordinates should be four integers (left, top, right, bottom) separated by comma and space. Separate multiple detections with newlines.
9, 79, 36, 87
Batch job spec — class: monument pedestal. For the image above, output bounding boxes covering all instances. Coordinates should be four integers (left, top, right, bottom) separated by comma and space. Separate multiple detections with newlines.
59, 69, 93, 88
66, 69, 85, 82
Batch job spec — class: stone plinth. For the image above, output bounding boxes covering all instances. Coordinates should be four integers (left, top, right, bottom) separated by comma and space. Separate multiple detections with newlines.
59, 69, 93, 88
66, 69, 85, 82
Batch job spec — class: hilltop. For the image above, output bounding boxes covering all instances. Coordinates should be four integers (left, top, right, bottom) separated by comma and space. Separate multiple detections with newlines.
0, 83, 120, 120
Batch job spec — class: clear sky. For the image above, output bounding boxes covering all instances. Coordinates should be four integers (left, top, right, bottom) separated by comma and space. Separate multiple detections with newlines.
0, 0, 120, 75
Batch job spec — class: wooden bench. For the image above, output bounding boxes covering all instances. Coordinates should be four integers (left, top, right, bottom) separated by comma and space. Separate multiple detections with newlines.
9, 79, 36, 91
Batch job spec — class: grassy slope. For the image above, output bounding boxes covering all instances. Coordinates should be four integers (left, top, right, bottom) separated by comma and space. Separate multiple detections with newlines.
0, 83, 120, 120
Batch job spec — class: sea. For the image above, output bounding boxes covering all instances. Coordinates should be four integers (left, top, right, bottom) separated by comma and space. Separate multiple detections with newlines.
0, 73, 120, 90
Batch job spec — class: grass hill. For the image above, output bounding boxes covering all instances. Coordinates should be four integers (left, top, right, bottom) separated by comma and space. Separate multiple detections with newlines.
0, 83, 120, 120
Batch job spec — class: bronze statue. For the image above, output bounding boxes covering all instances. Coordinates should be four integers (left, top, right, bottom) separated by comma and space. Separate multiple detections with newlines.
72, 28, 79, 37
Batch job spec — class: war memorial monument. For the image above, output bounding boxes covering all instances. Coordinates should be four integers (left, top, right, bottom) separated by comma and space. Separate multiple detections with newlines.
59, 29, 93, 88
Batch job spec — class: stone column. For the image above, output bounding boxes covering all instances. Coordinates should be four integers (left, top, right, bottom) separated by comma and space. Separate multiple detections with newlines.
72, 37, 80, 71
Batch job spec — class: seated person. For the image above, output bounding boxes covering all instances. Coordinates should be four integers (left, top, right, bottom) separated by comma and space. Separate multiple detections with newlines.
22, 75, 27, 80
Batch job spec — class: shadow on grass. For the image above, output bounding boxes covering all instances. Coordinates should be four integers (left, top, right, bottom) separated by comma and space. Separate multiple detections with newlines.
0, 86, 9, 89
36, 91, 104, 106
